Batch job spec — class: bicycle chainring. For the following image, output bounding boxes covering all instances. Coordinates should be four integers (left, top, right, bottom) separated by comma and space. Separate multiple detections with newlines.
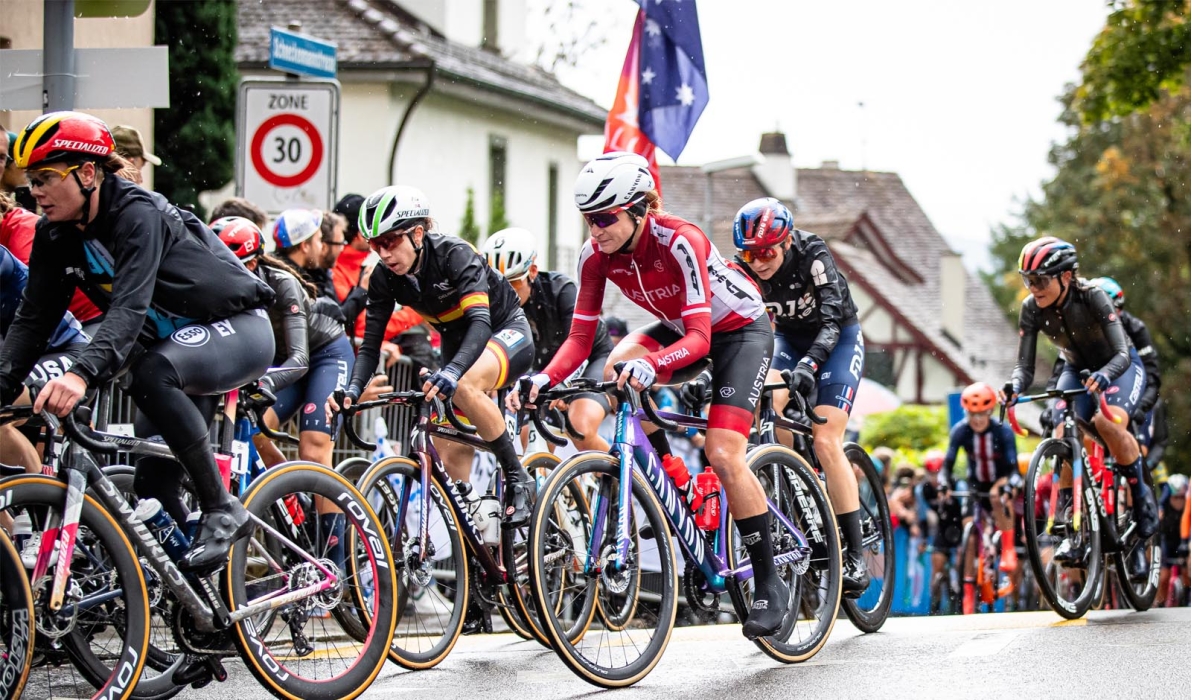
171, 600, 235, 657
682, 567, 721, 621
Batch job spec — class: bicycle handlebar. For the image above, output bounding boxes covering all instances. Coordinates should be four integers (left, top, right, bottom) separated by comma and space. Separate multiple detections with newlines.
333, 387, 478, 451
62, 407, 118, 455
1001, 369, 1120, 436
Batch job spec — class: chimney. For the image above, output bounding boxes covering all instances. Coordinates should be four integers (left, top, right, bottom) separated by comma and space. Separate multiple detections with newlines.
940, 251, 966, 345
821, 160, 840, 169
752, 131, 796, 202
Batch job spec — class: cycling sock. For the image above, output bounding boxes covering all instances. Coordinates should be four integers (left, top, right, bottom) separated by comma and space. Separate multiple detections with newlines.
487, 434, 527, 482
736, 513, 776, 582
837, 509, 864, 562
647, 429, 673, 459
1124, 456, 1147, 495
318, 513, 346, 570
174, 437, 232, 511
134, 456, 191, 525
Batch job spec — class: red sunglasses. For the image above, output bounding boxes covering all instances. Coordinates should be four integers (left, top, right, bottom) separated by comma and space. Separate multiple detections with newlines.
739, 246, 780, 264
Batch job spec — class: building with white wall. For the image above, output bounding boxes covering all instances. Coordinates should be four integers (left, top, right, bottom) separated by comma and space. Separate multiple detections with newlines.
235, 0, 604, 271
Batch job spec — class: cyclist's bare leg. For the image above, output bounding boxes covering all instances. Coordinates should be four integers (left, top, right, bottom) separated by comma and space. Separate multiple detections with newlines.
567, 396, 609, 452
990, 476, 1015, 532
1093, 405, 1140, 465
704, 428, 767, 518
253, 408, 288, 468
812, 405, 860, 513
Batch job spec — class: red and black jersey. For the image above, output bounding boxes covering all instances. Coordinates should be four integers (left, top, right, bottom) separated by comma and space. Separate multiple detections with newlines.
543, 212, 764, 385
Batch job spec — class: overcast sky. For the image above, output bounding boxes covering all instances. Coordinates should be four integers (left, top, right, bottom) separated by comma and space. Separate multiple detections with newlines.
533, 0, 1112, 271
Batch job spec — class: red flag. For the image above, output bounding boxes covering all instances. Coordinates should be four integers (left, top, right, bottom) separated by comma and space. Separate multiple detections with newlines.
604, 10, 662, 194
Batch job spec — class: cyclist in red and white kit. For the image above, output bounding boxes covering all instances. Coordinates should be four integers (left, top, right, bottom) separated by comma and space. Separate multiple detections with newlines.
511, 152, 788, 640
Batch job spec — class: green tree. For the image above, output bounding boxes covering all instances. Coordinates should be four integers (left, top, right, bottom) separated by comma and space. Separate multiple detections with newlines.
459, 187, 481, 245
487, 189, 510, 236
154, 0, 239, 215
986, 83, 1191, 473
1074, 0, 1190, 124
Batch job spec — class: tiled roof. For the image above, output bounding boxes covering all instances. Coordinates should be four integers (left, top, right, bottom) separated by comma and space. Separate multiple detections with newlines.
236, 0, 606, 126
655, 162, 1020, 387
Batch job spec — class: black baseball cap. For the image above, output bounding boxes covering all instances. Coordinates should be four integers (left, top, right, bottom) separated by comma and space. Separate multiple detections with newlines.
333, 194, 365, 240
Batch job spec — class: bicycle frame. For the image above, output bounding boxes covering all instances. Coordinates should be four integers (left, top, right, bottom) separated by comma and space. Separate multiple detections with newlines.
592, 389, 810, 595
33, 418, 340, 635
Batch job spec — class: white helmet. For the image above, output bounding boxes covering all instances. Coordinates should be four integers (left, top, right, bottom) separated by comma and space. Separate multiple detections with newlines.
358, 185, 431, 239
482, 227, 538, 280
574, 151, 655, 214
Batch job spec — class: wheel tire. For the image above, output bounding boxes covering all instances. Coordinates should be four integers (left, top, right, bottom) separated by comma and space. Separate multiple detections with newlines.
0, 528, 34, 700
1110, 471, 1160, 611
0, 475, 150, 700
840, 443, 894, 633
728, 445, 841, 663
528, 454, 676, 688
354, 456, 466, 670
227, 462, 398, 699
1022, 440, 1102, 619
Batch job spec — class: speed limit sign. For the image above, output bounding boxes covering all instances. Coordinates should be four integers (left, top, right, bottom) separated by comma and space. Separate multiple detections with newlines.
235, 78, 339, 216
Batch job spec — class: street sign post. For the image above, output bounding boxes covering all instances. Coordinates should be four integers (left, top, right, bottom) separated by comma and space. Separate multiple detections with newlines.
235, 79, 339, 217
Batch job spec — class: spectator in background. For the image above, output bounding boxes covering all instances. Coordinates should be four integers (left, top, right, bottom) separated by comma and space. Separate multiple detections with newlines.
1, 128, 36, 213
1158, 474, 1189, 607
0, 190, 103, 329
872, 445, 895, 492
889, 464, 921, 539
211, 197, 268, 229
110, 125, 162, 186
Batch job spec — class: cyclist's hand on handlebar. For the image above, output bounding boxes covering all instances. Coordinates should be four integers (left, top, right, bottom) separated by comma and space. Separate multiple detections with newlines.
325, 387, 360, 424
1083, 371, 1110, 394
787, 359, 818, 402
510, 374, 551, 411
678, 369, 712, 410
34, 372, 87, 417
997, 380, 1020, 405
617, 358, 656, 392
422, 368, 461, 402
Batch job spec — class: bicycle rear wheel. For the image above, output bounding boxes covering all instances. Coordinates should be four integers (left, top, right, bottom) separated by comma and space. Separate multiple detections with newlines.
0, 475, 150, 700
528, 453, 676, 688
1110, 470, 1160, 611
1023, 440, 1102, 619
227, 462, 397, 700
353, 456, 466, 670
0, 527, 34, 700
840, 443, 894, 632
728, 445, 841, 663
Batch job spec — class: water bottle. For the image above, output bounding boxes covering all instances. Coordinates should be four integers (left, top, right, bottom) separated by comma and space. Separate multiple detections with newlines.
475, 495, 502, 547
134, 498, 191, 561
693, 468, 722, 531
184, 511, 202, 541
662, 455, 701, 510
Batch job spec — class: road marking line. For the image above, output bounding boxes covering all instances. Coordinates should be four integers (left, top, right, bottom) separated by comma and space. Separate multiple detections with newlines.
1050, 618, 1088, 627
948, 631, 1020, 658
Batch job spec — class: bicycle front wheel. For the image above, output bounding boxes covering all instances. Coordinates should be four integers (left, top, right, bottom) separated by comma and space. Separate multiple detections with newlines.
840, 443, 894, 632
528, 453, 676, 688
354, 456, 467, 670
227, 462, 397, 700
0, 475, 150, 700
0, 527, 34, 700
728, 445, 841, 663
1023, 440, 1102, 619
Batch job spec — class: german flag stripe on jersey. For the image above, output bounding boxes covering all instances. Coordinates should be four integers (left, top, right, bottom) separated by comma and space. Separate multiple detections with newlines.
486, 339, 511, 388
431, 292, 489, 324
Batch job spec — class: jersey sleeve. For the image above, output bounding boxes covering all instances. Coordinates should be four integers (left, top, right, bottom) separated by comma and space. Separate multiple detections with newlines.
262, 271, 310, 393
802, 237, 847, 368
1090, 288, 1131, 381
641, 227, 712, 377
1011, 298, 1039, 390
543, 243, 606, 385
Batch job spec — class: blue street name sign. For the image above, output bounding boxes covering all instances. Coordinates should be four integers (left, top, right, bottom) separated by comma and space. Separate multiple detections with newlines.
269, 27, 337, 79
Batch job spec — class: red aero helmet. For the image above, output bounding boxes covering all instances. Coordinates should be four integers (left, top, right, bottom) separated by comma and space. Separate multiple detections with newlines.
960, 382, 997, 413
12, 111, 115, 168
212, 216, 264, 260
733, 197, 793, 250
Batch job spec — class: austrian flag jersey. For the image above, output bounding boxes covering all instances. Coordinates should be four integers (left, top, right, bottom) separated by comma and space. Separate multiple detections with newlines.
544, 213, 765, 385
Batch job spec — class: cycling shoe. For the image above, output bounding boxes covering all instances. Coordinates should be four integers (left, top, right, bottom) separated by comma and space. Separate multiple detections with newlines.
502, 474, 535, 529
1132, 488, 1159, 540
1127, 545, 1150, 583
1053, 538, 1088, 566
180, 500, 253, 573
842, 554, 871, 598
741, 579, 790, 640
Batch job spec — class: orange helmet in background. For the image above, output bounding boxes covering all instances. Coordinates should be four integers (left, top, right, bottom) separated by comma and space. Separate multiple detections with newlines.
961, 382, 997, 413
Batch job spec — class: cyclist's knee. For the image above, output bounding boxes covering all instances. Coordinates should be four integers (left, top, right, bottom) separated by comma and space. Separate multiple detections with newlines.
130, 351, 182, 394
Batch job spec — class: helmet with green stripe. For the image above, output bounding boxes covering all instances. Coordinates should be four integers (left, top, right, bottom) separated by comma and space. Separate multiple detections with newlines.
359, 185, 431, 239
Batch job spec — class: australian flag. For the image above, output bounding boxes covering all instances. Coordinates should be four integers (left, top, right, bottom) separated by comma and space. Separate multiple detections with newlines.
605, 1, 708, 187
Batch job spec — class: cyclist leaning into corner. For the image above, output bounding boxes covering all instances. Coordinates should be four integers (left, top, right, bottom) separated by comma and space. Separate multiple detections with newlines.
482, 226, 615, 452
938, 383, 1021, 613
511, 152, 789, 640
0, 112, 275, 572
1000, 236, 1157, 578
325, 186, 537, 527
1042, 276, 1163, 455
696, 196, 871, 596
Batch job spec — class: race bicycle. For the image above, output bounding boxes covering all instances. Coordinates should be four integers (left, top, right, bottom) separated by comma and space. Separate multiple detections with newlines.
0, 527, 34, 700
